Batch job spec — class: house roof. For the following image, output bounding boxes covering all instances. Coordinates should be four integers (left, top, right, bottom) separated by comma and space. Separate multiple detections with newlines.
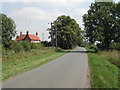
29, 34, 40, 41
16, 34, 40, 41
16, 35, 26, 41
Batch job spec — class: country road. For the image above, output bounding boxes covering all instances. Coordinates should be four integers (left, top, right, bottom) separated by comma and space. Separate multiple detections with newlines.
2, 47, 88, 88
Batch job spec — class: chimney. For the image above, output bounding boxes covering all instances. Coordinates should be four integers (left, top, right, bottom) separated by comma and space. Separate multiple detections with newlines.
20, 32, 22, 36
36, 32, 38, 35
26, 31, 29, 35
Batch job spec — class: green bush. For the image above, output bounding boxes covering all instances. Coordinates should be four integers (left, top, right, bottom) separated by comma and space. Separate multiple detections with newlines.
109, 42, 120, 50
41, 41, 52, 47
55, 48, 62, 52
9, 41, 45, 53
20, 41, 31, 51
29, 43, 39, 49
10, 41, 23, 53
32, 43, 44, 49
89, 45, 98, 52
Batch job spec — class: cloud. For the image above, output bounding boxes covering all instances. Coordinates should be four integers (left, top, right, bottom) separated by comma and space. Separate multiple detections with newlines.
3, 0, 118, 2
70, 8, 88, 29
75, 8, 88, 15
9, 7, 65, 41
9, 7, 65, 24
10, 7, 47, 22
2, 0, 94, 2
7, 1, 90, 41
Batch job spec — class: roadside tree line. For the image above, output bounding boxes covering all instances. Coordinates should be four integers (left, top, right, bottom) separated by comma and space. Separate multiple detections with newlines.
1, 13, 83, 50
48, 15, 83, 49
83, 2, 120, 50
0, 13, 51, 53
1, 1, 119, 51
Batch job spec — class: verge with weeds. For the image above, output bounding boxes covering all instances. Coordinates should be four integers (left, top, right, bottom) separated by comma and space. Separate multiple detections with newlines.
2, 47, 68, 81
87, 47, 119, 88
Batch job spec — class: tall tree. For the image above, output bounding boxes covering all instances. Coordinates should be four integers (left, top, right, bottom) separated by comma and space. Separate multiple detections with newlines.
48, 15, 82, 49
83, 2, 120, 49
114, 2, 120, 43
1, 13, 16, 48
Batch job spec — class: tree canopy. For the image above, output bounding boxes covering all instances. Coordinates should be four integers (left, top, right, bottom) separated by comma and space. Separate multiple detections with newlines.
48, 15, 83, 49
83, 2, 120, 49
1, 13, 16, 48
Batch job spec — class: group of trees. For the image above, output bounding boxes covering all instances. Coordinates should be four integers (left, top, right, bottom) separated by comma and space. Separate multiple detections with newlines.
48, 2, 120, 50
1, 13, 46, 53
1, 1, 120, 50
48, 15, 83, 49
83, 2, 120, 50
1, 13, 16, 48
1, 13, 83, 50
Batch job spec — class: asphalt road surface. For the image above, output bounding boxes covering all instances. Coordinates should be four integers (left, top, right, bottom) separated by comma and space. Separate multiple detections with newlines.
2, 47, 88, 88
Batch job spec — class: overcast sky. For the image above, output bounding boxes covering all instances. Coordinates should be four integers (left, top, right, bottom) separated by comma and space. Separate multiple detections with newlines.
1, 0, 119, 41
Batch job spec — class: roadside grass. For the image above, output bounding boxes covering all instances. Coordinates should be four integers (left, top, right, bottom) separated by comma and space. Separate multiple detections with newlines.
2, 47, 69, 81
87, 47, 119, 88
100, 50, 120, 68
0, 44, 2, 81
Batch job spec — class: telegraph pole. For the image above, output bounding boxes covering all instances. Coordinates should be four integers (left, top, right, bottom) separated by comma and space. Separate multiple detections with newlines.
49, 22, 57, 49
55, 28, 57, 49
53, 22, 57, 49
42, 33, 44, 41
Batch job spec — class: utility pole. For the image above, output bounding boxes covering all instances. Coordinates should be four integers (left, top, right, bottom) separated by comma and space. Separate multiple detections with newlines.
49, 22, 57, 49
53, 22, 57, 49
55, 28, 57, 49
42, 33, 44, 41
50, 22, 54, 47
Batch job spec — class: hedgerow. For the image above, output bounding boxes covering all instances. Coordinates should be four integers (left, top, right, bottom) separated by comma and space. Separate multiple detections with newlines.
9, 41, 44, 53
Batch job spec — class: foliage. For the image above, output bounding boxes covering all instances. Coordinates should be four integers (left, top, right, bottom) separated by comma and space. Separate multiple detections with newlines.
41, 41, 52, 47
109, 42, 120, 50
48, 15, 83, 49
20, 41, 31, 51
87, 49, 119, 88
7, 41, 44, 53
83, 2, 120, 49
89, 44, 98, 52
10, 41, 23, 53
1, 13, 16, 48
55, 48, 63, 52
28, 42, 43, 49
100, 50, 120, 68
2, 47, 66, 80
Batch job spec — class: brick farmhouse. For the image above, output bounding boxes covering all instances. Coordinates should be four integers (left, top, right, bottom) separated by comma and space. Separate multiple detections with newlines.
15, 31, 41, 43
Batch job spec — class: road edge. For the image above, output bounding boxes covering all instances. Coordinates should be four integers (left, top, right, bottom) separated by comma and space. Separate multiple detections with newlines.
86, 66, 91, 88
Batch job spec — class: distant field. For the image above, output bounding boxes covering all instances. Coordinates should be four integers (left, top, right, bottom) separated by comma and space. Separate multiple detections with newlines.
2, 47, 68, 81
87, 48, 119, 88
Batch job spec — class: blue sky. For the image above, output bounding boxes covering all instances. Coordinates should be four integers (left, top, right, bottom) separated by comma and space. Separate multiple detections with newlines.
1, 0, 119, 41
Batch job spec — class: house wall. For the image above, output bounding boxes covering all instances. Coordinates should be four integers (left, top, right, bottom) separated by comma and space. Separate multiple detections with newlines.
24, 35, 31, 42
31, 40, 40, 43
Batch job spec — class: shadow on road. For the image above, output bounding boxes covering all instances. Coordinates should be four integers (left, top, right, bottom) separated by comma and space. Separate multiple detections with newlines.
69, 51, 95, 53
58, 50, 95, 53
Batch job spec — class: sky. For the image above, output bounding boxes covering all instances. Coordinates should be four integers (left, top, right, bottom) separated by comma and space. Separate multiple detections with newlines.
1, 0, 119, 41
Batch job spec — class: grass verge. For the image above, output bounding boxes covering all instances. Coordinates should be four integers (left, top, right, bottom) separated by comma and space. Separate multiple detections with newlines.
0, 44, 2, 81
2, 47, 69, 81
87, 48, 119, 88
